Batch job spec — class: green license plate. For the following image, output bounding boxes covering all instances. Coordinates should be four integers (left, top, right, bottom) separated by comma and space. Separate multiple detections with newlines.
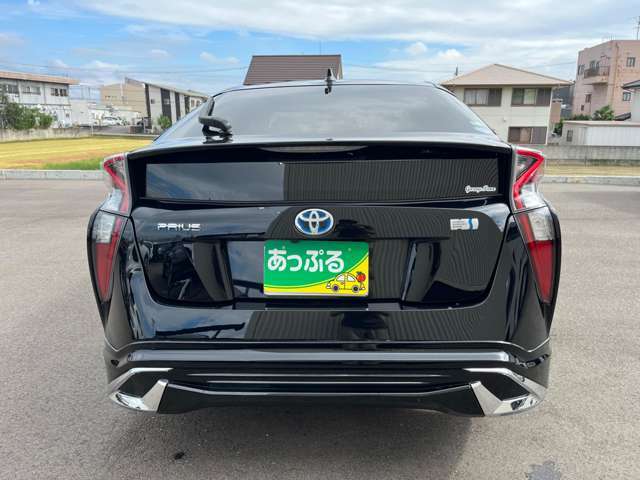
264, 240, 369, 296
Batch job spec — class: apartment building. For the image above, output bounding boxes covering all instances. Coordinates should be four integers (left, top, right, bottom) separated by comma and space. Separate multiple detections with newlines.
572, 40, 640, 117
0, 70, 79, 127
101, 77, 207, 130
441, 64, 571, 144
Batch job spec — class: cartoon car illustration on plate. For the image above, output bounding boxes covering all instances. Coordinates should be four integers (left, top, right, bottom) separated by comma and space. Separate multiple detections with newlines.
326, 271, 367, 293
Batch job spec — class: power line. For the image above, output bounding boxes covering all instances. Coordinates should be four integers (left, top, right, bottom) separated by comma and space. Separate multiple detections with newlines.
0, 60, 249, 75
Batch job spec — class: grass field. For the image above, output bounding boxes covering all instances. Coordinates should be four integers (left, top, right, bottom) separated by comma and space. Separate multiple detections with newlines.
1, 137, 639, 176
0, 137, 152, 169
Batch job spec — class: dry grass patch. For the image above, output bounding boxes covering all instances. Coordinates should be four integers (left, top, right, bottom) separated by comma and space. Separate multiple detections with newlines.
0, 137, 152, 169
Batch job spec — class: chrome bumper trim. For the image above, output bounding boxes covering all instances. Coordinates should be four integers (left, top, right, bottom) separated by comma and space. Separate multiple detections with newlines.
466, 367, 547, 416
108, 367, 172, 412
107, 366, 547, 415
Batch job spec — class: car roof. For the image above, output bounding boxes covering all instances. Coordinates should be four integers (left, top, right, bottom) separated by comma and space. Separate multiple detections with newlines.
214, 79, 444, 96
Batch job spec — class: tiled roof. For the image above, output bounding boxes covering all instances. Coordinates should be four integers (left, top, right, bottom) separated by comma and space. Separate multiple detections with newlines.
0, 70, 78, 85
244, 55, 342, 85
441, 64, 572, 87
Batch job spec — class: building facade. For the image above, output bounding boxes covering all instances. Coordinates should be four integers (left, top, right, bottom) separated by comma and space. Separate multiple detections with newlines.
560, 120, 640, 146
0, 70, 79, 127
101, 78, 207, 130
572, 40, 640, 117
441, 64, 572, 144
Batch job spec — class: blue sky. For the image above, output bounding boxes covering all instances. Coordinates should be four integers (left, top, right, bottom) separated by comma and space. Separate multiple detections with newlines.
1, 0, 638, 94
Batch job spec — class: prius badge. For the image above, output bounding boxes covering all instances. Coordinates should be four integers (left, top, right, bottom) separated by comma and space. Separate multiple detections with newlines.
295, 209, 334, 236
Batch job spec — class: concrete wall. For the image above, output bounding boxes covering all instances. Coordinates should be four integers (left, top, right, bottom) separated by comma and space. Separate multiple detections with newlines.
0, 128, 90, 142
560, 122, 640, 146
524, 144, 640, 165
449, 85, 552, 143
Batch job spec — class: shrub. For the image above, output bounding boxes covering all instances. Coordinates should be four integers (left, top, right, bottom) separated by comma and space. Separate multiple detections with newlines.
157, 115, 172, 130
35, 111, 54, 129
592, 105, 615, 121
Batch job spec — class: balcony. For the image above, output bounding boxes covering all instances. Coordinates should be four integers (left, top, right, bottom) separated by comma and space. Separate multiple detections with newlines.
583, 66, 610, 84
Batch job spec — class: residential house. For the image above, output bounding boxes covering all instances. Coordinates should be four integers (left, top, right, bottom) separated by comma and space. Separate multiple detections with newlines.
441, 64, 572, 144
101, 77, 207, 130
244, 55, 343, 85
622, 79, 640, 121
0, 70, 79, 127
559, 120, 640, 146
572, 40, 640, 117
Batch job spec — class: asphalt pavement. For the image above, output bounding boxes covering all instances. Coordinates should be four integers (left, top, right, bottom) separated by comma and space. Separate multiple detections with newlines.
0, 181, 638, 480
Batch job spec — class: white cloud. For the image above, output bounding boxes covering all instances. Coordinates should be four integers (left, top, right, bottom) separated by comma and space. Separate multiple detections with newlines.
49, 58, 69, 68
75, 0, 638, 81
150, 48, 170, 59
199, 51, 239, 64
405, 41, 427, 56
0, 32, 23, 47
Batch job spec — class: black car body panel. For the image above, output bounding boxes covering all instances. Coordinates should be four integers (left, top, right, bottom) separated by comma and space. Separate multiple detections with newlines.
88, 81, 561, 416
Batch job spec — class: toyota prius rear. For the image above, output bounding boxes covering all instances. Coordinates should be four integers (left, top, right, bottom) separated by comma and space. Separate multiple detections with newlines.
88, 80, 561, 416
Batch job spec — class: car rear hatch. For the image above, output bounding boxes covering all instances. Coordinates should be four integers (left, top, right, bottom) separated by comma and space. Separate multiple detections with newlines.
127, 141, 513, 310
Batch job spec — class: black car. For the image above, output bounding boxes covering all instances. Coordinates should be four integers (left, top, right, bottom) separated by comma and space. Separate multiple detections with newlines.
88, 80, 560, 416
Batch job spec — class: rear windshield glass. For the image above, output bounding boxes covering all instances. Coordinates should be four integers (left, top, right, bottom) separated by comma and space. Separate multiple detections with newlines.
158, 84, 493, 140
144, 157, 500, 203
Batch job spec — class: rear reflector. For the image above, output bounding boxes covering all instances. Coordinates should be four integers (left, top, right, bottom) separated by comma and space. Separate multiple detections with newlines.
514, 208, 557, 304
91, 211, 124, 302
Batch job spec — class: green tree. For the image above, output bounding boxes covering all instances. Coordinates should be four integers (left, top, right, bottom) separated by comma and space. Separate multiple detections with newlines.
592, 105, 615, 121
157, 115, 172, 130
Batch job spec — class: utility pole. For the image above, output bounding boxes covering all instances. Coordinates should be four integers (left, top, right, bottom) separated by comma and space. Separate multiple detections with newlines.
635, 16, 640, 40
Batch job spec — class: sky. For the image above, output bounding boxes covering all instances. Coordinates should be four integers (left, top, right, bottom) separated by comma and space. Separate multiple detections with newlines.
1, 0, 638, 95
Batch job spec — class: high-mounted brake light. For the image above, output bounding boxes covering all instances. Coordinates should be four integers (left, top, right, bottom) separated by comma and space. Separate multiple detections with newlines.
101, 153, 130, 214
511, 147, 559, 304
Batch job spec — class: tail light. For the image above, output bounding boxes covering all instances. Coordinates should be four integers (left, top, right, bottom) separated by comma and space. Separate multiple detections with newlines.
101, 153, 130, 214
90, 211, 124, 302
90, 153, 129, 302
512, 147, 559, 304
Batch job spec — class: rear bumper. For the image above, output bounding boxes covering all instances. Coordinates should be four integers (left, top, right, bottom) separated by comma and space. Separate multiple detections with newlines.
105, 341, 550, 417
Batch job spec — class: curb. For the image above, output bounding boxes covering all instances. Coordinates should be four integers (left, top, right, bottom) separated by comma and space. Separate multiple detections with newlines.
0, 169, 102, 180
1, 170, 639, 186
543, 175, 640, 186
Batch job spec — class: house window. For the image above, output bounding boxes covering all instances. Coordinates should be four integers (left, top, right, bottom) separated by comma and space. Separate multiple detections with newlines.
1, 83, 19, 94
512, 88, 551, 106
566, 130, 573, 142
585, 93, 591, 103
589, 60, 596, 68
580, 105, 584, 111
51, 87, 60, 96
60, 88, 67, 96
627, 57, 636, 68
163, 98, 170, 106
622, 91, 632, 102
463, 88, 502, 106
508, 126, 547, 144
21, 85, 41, 94
150, 99, 156, 104
577, 64, 584, 75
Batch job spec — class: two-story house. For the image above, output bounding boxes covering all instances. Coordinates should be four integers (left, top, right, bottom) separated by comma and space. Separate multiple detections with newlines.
441, 64, 572, 144
0, 70, 79, 127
